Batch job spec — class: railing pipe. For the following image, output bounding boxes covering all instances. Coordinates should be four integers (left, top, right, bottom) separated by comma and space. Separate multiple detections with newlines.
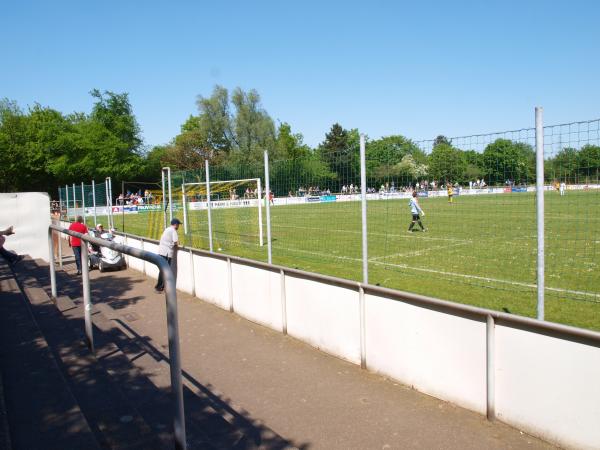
48, 224, 186, 449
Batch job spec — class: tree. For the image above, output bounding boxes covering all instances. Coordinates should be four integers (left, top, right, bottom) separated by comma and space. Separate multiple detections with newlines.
365, 135, 427, 183
318, 123, 358, 188
482, 139, 535, 185
230, 87, 275, 164
195, 85, 234, 158
89, 89, 142, 153
433, 135, 451, 148
548, 147, 579, 182
428, 143, 466, 183
577, 145, 600, 182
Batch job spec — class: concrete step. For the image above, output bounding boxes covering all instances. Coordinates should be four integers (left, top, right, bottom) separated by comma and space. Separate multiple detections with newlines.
12, 259, 166, 450
0, 260, 101, 450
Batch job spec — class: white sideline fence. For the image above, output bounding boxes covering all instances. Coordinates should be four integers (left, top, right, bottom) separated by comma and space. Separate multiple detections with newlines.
58, 221, 600, 449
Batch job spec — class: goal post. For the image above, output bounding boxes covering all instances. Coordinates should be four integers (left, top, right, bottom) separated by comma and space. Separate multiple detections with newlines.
181, 178, 264, 247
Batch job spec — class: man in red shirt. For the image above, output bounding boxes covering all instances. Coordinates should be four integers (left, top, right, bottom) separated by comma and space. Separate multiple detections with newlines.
68, 216, 88, 275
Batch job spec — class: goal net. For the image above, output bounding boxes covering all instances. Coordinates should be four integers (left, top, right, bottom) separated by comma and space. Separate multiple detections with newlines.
178, 178, 264, 250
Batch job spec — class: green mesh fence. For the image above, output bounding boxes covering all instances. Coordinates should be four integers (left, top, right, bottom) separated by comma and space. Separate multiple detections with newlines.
61, 118, 600, 330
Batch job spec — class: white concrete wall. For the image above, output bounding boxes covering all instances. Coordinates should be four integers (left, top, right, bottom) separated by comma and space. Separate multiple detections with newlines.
231, 262, 282, 331
192, 254, 229, 309
285, 274, 361, 364
495, 325, 600, 449
364, 293, 487, 414
0, 192, 51, 261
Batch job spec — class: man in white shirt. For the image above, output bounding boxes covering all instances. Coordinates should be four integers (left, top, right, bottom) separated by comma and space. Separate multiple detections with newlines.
155, 218, 181, 293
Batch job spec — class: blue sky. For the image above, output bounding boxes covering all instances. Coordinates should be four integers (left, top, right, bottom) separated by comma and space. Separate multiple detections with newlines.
2, 0, 599, 148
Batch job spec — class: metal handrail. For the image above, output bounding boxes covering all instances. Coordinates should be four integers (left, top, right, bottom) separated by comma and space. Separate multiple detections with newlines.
115, 229, 600, 345
48, 224, 187, 450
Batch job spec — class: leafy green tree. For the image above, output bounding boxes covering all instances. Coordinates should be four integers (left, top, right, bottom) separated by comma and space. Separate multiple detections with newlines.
317, 123, 359, 188
366, 135, 424, 181
89, 89, 142, 153
230, 87, 275, 164
548, 147, 579, 182
428, 143, 466, 183
577, 145, 600, 181
482, 139, 535, 185
433, 135, 451, 148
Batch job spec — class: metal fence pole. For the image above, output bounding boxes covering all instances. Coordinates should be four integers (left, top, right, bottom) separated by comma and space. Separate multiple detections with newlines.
535, 107, 545, 321
65, 184, 70, 221
205, 160, 214, 252
91, 180, 97, 226
486, 314, 496, 420
81, 182, 86, 224
72, 183, 77, 217
162, 264, 187, 450
121, 180, 126, 233
48, 228, 57, 298
182, 182, 188, 235
167, 167, 173, 223
162, 169, 167, 229
360, 134, 369, 284
80, 243, 94, 353
257, 178, 264, 247
106, 177, 113, 230
263, 151, 272, 264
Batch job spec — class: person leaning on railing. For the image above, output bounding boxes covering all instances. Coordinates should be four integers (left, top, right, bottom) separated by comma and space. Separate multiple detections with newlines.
154, 218, 181, 293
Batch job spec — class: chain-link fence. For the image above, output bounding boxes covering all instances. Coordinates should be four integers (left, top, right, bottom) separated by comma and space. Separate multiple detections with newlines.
60, 115, 600, 330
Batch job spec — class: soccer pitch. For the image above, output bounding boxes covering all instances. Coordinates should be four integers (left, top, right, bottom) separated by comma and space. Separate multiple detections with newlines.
96, 190, 600, 330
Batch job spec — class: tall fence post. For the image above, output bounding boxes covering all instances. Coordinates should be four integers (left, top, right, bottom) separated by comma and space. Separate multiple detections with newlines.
535, 106, 545, 321
161, 264, 187, 450
486, 314, 496, 420
359, 134, 368, 369
81, 182, 86, 224
257, 178, 264, 247
91, 180, 97, 226
161, 169, 167, 229
72, 183, 76, 216
182, 182, 188, 235
106, 177, 113, 230
360, 134, 368, 284
58, 187, 63, 220
205, 160, 214, 252
65, 184, 70, 221
80, 243, 94, 353
167, 167, 173, 223
48, 228, 57, 298
264, 150, 272, 264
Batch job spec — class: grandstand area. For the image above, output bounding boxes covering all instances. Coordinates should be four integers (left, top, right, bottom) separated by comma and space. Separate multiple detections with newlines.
88, 187, 600, 331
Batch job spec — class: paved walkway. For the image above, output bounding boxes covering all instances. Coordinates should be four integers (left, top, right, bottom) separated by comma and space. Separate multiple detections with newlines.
50, 243, 553, 449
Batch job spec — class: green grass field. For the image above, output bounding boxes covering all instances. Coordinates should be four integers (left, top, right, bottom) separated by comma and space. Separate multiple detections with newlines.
91, 190, 600, 331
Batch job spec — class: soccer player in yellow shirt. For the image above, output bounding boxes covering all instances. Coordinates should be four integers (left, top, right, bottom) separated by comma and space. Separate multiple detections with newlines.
447, 183, 454, 203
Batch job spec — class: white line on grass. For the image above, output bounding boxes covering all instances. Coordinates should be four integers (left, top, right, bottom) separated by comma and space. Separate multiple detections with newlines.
271, 223, 471, 243
275, 245, 600, 299
368, 240, 474, 261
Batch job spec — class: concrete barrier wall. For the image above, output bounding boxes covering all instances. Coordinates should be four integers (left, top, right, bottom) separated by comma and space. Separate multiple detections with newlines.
231, 262, 283, 331
364, 293, 487, 414
285, 274, 361, 364
1, 193, 51, 262
495, 325, 600, 448
72, 230, 599, 449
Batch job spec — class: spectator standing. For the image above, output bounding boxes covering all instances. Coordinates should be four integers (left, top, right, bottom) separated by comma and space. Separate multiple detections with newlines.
155, 218, 181, 293
68, 216, 88, 275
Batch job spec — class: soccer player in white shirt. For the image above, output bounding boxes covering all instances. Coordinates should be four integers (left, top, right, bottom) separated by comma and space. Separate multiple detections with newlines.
408, 191, 426, 232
